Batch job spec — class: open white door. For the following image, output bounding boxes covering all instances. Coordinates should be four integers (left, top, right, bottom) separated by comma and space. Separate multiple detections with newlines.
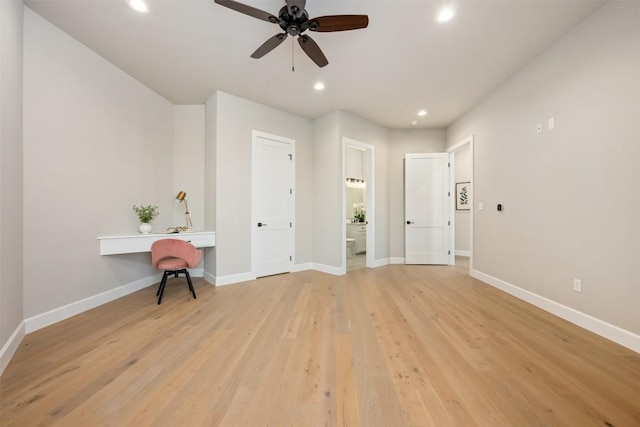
252, 132, 294, 278
405, 153, 450, 264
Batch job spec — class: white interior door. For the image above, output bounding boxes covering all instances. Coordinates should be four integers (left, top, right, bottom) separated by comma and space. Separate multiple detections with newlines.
405, 153, 450, 264
252, 132, 294, 278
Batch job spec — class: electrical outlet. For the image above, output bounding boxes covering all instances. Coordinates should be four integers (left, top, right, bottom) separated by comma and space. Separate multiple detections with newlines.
536, 123, 542, 134
573, 279, 582, 293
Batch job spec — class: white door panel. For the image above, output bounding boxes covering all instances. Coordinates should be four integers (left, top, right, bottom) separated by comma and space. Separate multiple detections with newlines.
405, 153, 450, 265
253, 132, 294, 278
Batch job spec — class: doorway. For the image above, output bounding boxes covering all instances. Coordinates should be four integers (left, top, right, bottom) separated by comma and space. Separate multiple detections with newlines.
342, 138, 374, 273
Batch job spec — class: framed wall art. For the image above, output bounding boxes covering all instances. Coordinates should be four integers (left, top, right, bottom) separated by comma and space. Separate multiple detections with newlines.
456, 182, 471, 210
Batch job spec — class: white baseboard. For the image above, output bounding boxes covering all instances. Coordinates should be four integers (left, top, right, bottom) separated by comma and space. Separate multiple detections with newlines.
455, 250, 470, 257
370, 258, 390, 268
25, 273, 162, 334
0, 321, 25, 376
471, 269, 640, 354
293, 262, 312, 272
205, 260, 390, 283
203, 270, 215, 285
215, 271, 256, 286
23, 267, 207, 335
312, 263, 345, 276
389, 257, 406, 264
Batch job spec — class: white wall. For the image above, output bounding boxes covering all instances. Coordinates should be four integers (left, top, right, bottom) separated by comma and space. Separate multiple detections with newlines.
23, 8, 175, 319
453, 142, 472, 254
174, 105, 205, 230
345, 146, 363, 180
312, 111, 341, 269
447, 1, 640, 335
388, 129, 446, 259
209, 91, 313, 279
0, 0, 24, 373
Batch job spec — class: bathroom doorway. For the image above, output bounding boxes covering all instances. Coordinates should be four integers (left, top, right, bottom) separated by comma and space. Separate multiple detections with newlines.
342, 138, 374, 273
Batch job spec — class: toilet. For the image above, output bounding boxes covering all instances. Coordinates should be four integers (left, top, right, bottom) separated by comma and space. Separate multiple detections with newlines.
346, 238, 356, 257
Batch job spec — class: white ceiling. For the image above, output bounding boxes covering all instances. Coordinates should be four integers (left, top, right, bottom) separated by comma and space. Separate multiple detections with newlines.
24, 0, 606, 129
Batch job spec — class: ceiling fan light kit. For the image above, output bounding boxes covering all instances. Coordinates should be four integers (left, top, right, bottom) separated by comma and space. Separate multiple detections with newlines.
214, 0, 368, 68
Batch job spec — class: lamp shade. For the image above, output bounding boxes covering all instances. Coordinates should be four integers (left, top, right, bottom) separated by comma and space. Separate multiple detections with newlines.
176, 191, 187, 202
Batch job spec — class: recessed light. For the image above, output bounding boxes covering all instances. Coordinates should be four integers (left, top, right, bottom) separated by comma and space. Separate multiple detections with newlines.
128, 0, 150, 14
314, 82, 325, 91
417, 110, 428, 117
437, 6, 455, 22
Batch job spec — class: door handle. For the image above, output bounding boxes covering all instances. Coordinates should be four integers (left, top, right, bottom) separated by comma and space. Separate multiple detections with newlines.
406, 220, 414, 225
258, 222, 267, 227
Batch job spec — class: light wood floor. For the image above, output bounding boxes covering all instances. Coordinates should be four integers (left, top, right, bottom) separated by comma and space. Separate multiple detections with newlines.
1, 259, 639, 426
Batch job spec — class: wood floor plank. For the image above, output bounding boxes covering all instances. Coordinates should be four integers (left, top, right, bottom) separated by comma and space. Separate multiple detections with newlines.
2, 259, 639, 426
336, 334, 361, 426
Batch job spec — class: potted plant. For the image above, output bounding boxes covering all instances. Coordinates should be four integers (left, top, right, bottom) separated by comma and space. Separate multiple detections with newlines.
133, 204, 159, 234
353, 202, 366, 223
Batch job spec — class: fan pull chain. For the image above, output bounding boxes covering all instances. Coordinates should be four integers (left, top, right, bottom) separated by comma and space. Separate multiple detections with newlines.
291, 37, 295, 72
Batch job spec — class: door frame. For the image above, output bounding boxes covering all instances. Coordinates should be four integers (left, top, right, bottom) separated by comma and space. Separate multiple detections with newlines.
251, 130, 296, 278
446, 134, 474, 270
342, 137, 375, 272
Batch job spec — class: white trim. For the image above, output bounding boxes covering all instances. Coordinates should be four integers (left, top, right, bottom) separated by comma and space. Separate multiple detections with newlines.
312, 263, 345, 276
25, 274, 162, 333
207, 260, 387, 279
203, 270, 215, 285
293, 262, 312, 272
0, 321, 25, 375
471, 269, 640, 354
370, 258, 390, 268
447, 152, 455, 265
390, 257, 406, 264
447, 134, 474, 272
447, 134, 473, 153
455, 250, 470, 257
214, 271, 256, 286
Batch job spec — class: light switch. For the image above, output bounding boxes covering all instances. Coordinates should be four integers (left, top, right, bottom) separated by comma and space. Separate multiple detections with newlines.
536, 123, 542, 134
478, 202, 484, 211
548, 117, 555, 130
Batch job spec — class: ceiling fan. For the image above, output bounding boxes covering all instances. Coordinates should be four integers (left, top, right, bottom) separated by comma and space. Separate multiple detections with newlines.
214, 0, 369, 67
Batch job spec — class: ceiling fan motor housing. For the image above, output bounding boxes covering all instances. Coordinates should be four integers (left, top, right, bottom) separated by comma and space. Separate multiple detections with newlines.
278, 6, 310, 36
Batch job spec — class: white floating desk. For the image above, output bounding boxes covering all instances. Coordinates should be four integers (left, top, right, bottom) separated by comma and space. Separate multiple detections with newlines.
98, 231, 215, 255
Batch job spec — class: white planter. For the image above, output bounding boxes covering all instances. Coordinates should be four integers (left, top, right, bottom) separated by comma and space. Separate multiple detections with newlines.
138, 223, 152, 234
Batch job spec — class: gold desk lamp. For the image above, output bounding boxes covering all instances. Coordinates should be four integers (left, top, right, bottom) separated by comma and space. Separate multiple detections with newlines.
175, 191, 193, 231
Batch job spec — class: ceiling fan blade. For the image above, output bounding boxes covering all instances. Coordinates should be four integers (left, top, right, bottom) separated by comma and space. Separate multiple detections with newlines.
214, 0, 278, 23
308, 15, 369, 32
298, 34, 328, 67
286, 0, 306, 18
251, 33, 288, 58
